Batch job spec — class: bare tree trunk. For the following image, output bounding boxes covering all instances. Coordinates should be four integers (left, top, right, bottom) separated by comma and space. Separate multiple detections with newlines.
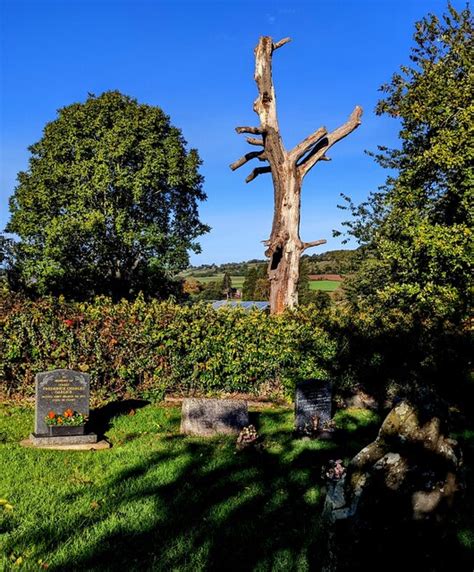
231, 36, 362, 314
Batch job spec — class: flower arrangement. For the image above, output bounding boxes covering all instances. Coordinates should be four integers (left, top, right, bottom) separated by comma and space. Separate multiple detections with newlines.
236, 425, 261, 450
45, 409, 87, 427
324, 459, 346, 481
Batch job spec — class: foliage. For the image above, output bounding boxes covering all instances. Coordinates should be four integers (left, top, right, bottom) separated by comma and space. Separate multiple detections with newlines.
242, 263, 268, 301
331, 5, 473, 401
182, 277, 204, 296
222, 272, 232, 297
0, 295, 335, 400
194, 279, 225, 301
6, 91, 209, 300
341, 4, 472, 327
298, 259, 332, 309
302, 249, 362, 275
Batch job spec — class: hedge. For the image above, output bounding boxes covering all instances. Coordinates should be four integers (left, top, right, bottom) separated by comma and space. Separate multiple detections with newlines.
0, 295, 336, 400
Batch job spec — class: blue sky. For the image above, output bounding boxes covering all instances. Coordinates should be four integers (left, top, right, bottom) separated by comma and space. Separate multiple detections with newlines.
0, 0, 460, 264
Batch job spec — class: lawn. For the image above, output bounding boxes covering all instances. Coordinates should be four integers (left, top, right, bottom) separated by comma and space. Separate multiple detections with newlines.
0, 403, 380, 572
308, 280, 341, 292
1, 402, 472, 571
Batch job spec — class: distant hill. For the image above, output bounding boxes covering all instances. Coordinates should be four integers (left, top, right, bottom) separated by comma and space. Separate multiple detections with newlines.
182, 249, 361, 278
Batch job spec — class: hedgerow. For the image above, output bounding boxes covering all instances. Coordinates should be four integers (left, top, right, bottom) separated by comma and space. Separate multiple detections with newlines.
0, 295, 335, 400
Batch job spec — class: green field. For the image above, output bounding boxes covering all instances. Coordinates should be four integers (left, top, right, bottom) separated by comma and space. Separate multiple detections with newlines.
308, 280, 341, 292
190, 275, 245, 288
188, 276, 340, 292
0, 403, 380, 571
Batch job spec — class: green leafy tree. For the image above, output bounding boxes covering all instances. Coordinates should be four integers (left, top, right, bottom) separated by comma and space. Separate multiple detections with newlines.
222, 272, 232, 299
343, 4, 472, 326
298, 258, 331, 310
196, 280, 225, 301
335, 5, 473, 402
6, 91, 209, 300
242, 264, 268, 301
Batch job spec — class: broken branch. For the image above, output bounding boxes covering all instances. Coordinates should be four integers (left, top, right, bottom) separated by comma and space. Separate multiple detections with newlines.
245, 166, 271, 183
298, 106, 363, 177
302, 239, 327, 251
236, 126, 264, 135
246, 136, 264, 146
289, 126, 327, 164
273, 37, 291, 51
230, 151, 267, 171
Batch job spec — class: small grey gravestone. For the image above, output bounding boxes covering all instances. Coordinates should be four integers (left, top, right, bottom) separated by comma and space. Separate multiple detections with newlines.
180, 398, 249, 436
295, 379, 332, 434
31, 369, 97, 446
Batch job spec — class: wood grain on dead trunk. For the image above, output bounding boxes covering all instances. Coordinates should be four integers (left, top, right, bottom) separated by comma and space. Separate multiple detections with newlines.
231, 36, 362, 314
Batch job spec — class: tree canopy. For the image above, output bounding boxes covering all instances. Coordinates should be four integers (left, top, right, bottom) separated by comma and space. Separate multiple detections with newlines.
6, 91, 209, 300
342, 4, 473, 327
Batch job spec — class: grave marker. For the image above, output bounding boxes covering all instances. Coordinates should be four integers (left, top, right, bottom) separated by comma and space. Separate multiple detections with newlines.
180, 398, 249, 436
295, 379, 332, 435
31, 369, 97, 446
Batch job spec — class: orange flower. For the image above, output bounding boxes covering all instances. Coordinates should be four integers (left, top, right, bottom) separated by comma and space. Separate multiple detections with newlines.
64, 408, 73, 418
48, 411, 56, 419
57, 417, 63, 424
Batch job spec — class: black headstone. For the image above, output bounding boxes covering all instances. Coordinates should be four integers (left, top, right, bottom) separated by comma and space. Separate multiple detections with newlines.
34, 369, 90, 435
295, 379, 332, 433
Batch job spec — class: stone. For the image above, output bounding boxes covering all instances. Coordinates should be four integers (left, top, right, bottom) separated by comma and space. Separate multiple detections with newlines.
32, 369, 97, 445
295, 379, 332, 433
321, 401, 463, 571
180, 398, 249, 436
29, 433, 98, 446
20, 438, 110, 451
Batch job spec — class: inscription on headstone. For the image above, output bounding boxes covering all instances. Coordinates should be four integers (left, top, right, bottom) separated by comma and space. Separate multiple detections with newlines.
34, 369, 90, 435
180, 398, 249, 436
295, 379, 332, 433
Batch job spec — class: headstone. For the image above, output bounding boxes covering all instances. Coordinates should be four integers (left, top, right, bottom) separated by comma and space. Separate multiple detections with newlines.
180, 398, 249, 436
31, 369, 97, 445
295, 379, 332, 434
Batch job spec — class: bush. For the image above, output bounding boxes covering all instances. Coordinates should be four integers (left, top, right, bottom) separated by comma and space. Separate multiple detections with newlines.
0, 295, 335, 400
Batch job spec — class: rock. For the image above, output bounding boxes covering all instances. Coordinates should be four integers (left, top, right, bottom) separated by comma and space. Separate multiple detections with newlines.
322, 400, 462, 571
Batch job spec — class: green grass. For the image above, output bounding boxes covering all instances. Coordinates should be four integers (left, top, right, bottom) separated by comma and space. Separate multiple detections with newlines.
1, 403, 472, 571
308, 280, 341, 292
188, 276, 340, 292
0, 403, 380, 572
190, 275, 245, 288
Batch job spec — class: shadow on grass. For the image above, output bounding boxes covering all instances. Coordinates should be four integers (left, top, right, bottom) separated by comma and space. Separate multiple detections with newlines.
4, 408, 472, 571
88, 399, 150, 438
6, 412, 335, 571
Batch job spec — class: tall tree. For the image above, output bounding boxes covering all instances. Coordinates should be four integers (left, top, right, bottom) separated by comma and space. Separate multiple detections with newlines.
222, 272, 233, 299
343, 4, 473, 326
6, 91, 209, 300
231, 37, 362, 314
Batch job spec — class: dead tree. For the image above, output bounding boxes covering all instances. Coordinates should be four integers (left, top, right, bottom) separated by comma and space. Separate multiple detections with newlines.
231, 36, 362, 314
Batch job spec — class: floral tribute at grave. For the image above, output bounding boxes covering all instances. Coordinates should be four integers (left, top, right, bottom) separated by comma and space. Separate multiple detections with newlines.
45, 409, 88, 427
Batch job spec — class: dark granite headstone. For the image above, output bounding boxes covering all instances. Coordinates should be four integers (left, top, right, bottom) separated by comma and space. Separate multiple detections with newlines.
33, 370, 96, 444
180, 398, 249, 436
295, 379, 332, 433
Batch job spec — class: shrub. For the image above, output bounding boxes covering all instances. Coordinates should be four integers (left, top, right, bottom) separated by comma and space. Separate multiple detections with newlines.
0, 295, 335, 400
